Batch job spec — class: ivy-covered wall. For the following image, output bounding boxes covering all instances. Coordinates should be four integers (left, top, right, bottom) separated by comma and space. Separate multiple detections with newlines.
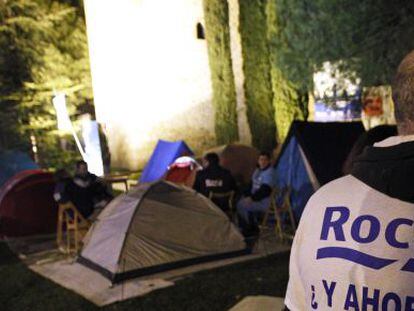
203, 0, 239, 145
266, 0, 308, 141
239, 0, 277, 151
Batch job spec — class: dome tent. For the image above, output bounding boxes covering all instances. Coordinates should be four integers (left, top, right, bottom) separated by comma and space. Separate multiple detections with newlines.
274, 121, 365, 221
0, 150, 38, 187
0, 170, 57, 237
78, 181, 247, 283
139, 140, 193, 183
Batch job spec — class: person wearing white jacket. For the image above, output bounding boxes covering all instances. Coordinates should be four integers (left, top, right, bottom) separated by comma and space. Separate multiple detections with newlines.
285, 51, 414, 311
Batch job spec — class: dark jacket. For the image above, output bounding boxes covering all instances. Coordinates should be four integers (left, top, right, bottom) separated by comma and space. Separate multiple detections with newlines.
53, 177, 72, 204
244, 166, 273, 202
71, 173, 112, 218
194, 165, 237, 210
351, 140, 414, 203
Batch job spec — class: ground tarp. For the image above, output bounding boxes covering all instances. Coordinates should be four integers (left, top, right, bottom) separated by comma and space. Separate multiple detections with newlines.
30, 259, 174, 307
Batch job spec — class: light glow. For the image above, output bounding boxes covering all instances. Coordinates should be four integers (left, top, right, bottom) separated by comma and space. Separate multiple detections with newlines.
52, 93, 72, 132
83, 0, 214, 168
53, 93, 86, 160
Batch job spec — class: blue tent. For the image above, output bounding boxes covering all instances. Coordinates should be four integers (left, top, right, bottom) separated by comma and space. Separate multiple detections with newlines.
140, 140, 193, 183
274, 121, 365, 221
0, 150, 38, 187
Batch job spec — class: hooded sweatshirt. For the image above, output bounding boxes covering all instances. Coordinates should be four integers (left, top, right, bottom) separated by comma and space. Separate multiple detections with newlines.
285, 137, 414, 311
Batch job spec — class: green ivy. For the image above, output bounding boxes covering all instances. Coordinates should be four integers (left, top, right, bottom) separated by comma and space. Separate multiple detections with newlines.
272, 0, 414, 88
239, 0, 276, 151
203, 0, 239, 145
266, 0, 308, 141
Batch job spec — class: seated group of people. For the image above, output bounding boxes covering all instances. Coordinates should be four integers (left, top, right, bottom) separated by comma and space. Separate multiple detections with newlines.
193, 151, 275, 237
56, 152, 275, 236
53, 160, 113, 219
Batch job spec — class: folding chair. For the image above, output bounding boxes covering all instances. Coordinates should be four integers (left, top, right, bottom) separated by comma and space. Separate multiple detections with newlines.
56, 202, 91, 254
208, 191, 236, 221
260, 187, 296, 242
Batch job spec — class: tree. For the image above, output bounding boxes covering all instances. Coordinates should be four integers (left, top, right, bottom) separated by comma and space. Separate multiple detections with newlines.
203, 0, 239, 145
267, 0, 308, 141
0, 0, 92, 168
272, 0, 414, 89
237, 0, 308, 144
239, 0, 277, 150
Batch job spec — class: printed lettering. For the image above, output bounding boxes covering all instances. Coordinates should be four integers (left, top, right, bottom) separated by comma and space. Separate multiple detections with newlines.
344, 284, 360, 311
402, 258, 414, 272
382, 292, 401, 311
205, 179, 223, 187
311, 285, 318, 309
405, 296, 414, 311
362, 286, 379, 311
321, 206, 350, 241
322, 280, 336, 307
351, 215, 380, 243
385, 218, 413, 249
316, 247, 396, 270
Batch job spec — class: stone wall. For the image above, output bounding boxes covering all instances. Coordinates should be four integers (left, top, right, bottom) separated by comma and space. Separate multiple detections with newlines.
84, 0, 216, 169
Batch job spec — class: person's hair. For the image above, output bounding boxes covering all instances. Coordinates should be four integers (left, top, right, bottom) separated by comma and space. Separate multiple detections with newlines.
392, 50, 414, 130
259, 151, 271, 159
342, 125, 398, 174
204, 152, 220, 166
75, 160, 88, 169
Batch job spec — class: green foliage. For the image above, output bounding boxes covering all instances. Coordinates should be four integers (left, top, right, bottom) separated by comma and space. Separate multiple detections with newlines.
266, 0, 308, 140
0, 0, 92, 169
272, 0, 414, 88
203, 0, 239, 145
239, 0, 277, 151
236, 0, 309, 143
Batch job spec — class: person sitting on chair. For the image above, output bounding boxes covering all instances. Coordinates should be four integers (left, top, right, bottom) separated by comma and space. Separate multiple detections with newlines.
71, 160, 113, 218
193, 152, 237, 213
236, 151, 276, 236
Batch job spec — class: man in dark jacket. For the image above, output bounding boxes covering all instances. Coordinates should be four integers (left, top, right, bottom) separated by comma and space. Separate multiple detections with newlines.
193, 153, 237, 212
70, 160, 112, 218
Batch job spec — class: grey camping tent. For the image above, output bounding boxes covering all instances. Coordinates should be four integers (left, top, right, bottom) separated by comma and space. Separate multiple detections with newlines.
78, 181, 247, 283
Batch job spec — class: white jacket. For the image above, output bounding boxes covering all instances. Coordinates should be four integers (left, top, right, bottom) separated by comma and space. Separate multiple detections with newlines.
285, 137, 414, 311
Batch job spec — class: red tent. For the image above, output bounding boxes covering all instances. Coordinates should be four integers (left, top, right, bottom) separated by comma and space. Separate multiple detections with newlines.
163, 157, 200, 187
0, 170, 58, 237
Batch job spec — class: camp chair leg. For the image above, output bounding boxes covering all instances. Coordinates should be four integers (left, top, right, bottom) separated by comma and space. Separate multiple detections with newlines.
124, 180, 128, 192
261, 208, 270, 228
229, 197, 236, 223
57, 202, 92, 254
274, 211, 284, 241
74, 217, 79, 253
56, 205, 63, 249
288, 209, 296, 232
66, 221, 71, 253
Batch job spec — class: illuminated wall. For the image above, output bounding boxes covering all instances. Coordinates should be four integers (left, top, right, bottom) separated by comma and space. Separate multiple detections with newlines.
84, 0, 215, 169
